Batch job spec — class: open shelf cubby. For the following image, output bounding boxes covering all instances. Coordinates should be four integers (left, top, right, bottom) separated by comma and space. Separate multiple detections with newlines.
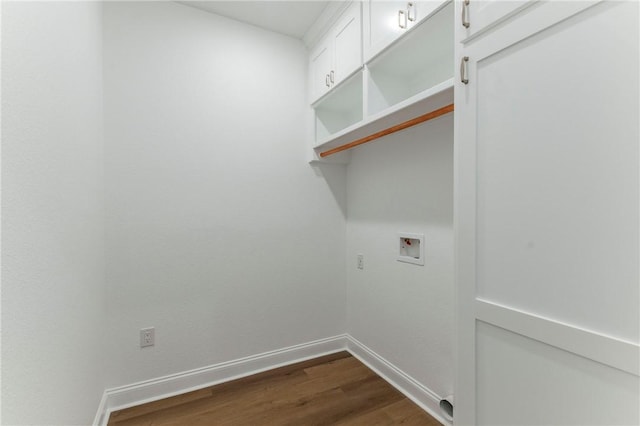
366, 1, 453, 117
314, 71, 363, 145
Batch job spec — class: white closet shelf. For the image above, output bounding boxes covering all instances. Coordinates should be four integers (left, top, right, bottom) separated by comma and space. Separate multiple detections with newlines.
313, 78, 453, 156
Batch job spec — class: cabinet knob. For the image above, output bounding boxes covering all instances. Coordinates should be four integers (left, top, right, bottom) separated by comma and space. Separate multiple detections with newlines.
398, 9, 407, 29
460, 56, 469, 84
462, 0, 470, 28
325, 74, 331, 88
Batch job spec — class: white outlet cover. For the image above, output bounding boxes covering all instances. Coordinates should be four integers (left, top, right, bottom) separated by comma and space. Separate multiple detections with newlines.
397, 233, 424, 265
140, 327, 155, 348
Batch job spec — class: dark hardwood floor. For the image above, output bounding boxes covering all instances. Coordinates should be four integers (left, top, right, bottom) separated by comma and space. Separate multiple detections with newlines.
107, 351, 442, 425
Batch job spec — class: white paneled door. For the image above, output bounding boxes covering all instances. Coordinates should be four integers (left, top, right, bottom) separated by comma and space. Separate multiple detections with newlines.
455, 1, 639, 424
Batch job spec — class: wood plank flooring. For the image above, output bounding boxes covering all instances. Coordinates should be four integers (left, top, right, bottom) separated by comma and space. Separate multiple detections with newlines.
107, 351, 441, 426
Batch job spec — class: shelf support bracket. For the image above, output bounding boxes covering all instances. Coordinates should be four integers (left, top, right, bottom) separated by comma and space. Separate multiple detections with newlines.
319, 103, 454, 158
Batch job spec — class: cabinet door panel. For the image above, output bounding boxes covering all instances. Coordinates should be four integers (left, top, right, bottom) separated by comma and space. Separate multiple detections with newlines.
333, 2, 362, 86
309, 41, 332, 103
364, 1, 406, 61
474, 1, 639, 339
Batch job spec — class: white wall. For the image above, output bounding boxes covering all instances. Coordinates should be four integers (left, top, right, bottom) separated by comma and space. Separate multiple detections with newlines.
102, 1, 346, 388
1, 1, 451, 421
346, 115, 454, 399
1, 2, 106, 424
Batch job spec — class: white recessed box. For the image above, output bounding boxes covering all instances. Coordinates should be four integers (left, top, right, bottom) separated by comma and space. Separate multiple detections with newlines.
397, 233, 424, 265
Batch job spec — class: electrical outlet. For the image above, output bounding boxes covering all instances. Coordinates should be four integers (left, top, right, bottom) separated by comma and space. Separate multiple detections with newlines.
140, 327, 155, 348
357, 254, 364, 270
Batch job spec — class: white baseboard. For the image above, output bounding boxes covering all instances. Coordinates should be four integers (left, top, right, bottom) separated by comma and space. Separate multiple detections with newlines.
95, 334, 348, 426
92, 391, 109, 426
94, 334, 448, 426
346, 335, 450, 425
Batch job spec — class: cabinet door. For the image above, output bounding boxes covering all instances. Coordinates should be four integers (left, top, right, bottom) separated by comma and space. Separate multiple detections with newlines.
309, 39, 332, 104
363, 1, 406, 61
332, 2, 362, 87
455, 1, 639, 425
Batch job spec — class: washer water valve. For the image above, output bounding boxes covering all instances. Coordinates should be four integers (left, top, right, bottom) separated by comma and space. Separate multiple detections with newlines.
397, 233, 424, 265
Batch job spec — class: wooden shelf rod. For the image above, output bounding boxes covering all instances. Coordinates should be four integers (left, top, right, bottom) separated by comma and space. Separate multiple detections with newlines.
319, 103, 454, 158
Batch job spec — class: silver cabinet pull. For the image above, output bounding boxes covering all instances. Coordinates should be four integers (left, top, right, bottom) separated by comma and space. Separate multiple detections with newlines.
407, 2, 415, 22
398, 9, 407, 29
325, 74, 331, 87
462, 0, 470, 28
460, 56, 469, 84
330, 70, 334, 84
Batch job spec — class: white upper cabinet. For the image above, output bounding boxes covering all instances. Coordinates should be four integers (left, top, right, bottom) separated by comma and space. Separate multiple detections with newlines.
363, 0, 445, 61
309, 2, 362, 104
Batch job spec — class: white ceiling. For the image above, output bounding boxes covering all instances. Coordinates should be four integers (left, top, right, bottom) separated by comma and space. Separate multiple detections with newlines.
178, 1, 330, 40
